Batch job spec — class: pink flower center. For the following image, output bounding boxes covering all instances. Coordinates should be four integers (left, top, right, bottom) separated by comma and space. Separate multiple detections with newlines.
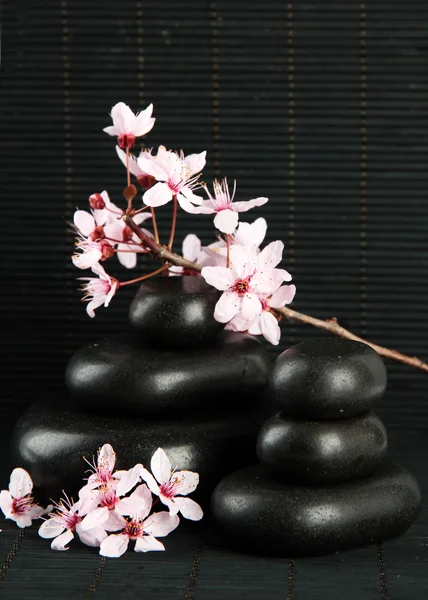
125, 519, 144, 539
90, 226, 105, 241
233, 277, 252, 297
96, 466, 113, 485
160, 480, 177, 499
100, 489, 118, 510
118, 134, 136, 150
101, 240, 115, 260
12, 496, 33, 515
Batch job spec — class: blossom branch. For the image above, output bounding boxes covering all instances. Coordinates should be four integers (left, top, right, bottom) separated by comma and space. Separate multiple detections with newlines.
123, 213, 428, 373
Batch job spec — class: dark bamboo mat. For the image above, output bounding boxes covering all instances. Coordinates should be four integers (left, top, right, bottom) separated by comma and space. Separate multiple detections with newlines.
1, 1, 428, 597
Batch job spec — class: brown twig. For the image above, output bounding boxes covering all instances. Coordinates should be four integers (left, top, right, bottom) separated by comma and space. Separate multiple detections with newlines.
123, 213, 428, 373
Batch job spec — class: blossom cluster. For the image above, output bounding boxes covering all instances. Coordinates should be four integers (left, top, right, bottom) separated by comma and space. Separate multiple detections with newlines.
71, 102, 296, 345
0, 445, 202, 558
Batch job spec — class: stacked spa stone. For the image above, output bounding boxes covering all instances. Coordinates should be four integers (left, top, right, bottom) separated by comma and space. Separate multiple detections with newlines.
211, 339, 421, 556
11, 277, 271, 501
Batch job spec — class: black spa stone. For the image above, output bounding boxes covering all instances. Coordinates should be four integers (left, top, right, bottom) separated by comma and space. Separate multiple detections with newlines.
129, 276, 224, 347
65, 332, 271, 416
11, 403, 258, 501
269, 338, 387, 419
210, 463, 421, 556
256, 411, 388, 484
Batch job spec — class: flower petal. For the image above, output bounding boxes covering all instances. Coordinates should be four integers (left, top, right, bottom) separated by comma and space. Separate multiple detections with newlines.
213, 209, 239, 234
134, 535, 165, 553
38, 518, 65, 540
171, 470, 199, 496
72, 247, 103, 270
232, 197, 268, 213
241, 293, 262, 321
260, 311, 281, 345
173, 497, 204, 521
137, 156, 169, 181
268, 284, 296, 308
229, 245, 258, 279
151, 448, 171, 485
184, 150, 206, 175
182, 234, 201, 262
225, 313, 252, 332
14, 514, 33, 528
143, 512, 180, 537
100, 533, 129, 558
214, 292, 241, 323
251, 269, 289, 294
258, 240, 284, 270
116, 146, 142, 178
51, 529, 74, 551
73, 210, 95, 237
234, 217, 267, 248
0, 491, 13, 519
201, 266, 234, 291
104, 511, 127, 532
143, 182, 173, 207
111, 102, 134, 132
98, 444, 116, 473
133, 104, 155, 136
115, 464, 144, 498
139, 468, 160, 496
247, 315, 263, 336
116, 244, 137, 269
80, 506, 110, 531
76, 523, 108, 548
9, 468, 33, 498
116, 484, 152, 519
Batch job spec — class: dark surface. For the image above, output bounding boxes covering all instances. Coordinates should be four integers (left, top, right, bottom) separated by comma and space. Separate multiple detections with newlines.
65, 332, 271, 415
0, 407, 426, 598
129, 276, 224, 348
11, 402, 258, 501
210, 462, 421, 557
270, 339, 387, 419
1, 0, 428, 597
256, 411, 388, 484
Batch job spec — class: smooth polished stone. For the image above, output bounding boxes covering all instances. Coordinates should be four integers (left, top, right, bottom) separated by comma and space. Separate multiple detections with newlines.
269, 338, 387, 419
11, 403, 258, 501
257, 411, 388, 484
65, 332, 272, 416
210, 463, 421, 556
129, 276, 224, 347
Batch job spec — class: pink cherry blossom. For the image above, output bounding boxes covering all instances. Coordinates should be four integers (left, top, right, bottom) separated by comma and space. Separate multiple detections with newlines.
78, 263, 119, 318
79, 480, 149, 534
138, 146, 206, 211
99, 484, 179, 558
201, 243, 291, 325
103, 102, 155, 149
200, 218, 268, 268
0, 468, 51, 528
140, 448, 203, 521
80, 444, 121, 495
72, 237, 115, 270
227, 284, 296, 345
116, 146, 156, 189
185, 178, 268, 234
104, 211, 152, 269
38, 495, 107, 551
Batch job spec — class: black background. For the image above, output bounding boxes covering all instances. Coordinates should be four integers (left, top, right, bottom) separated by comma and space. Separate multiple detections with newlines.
1, 1, 428, 598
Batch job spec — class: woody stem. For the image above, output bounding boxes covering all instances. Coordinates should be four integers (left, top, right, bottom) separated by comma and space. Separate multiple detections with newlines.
121, 213, 428, 373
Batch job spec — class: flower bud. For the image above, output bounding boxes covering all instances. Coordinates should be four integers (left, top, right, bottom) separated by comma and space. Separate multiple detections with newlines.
89, 193, 105, 210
